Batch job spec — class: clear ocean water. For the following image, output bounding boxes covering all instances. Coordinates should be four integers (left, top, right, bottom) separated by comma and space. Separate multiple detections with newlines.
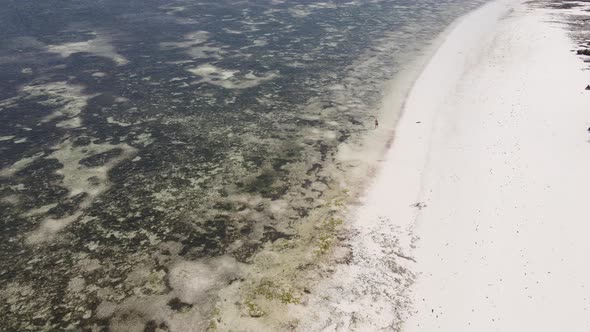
0, 0, 488, 330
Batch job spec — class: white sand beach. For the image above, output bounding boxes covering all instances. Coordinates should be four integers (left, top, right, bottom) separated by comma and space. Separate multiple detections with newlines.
393, 0, 590, 330
298, 0, 590, 330
402, 0, 590, 330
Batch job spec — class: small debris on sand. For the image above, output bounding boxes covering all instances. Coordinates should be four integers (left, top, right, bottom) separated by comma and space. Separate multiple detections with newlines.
410, 202, 428, 210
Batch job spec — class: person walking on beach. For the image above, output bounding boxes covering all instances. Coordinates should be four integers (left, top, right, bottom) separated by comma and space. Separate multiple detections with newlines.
374, 118, 379, 129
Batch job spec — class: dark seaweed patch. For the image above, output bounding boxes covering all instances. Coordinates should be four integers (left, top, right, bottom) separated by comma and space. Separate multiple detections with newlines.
261, 225, 293, 243
167, 297, 193, 312
79, 148, 123, 167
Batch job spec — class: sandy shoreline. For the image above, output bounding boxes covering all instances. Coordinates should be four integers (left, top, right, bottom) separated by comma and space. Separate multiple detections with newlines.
297, 0, 590, 330
404, 1, 590, 330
